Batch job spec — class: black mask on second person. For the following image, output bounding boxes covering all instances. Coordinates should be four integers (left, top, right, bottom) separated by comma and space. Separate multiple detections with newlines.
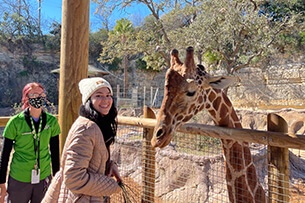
28, 96, 45, 109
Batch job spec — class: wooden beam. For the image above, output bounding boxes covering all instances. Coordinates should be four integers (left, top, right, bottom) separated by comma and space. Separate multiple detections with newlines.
117, 116, 305, 149
58, 0, 89, 154
1, 115, 305, 150
0, 117, 10, 127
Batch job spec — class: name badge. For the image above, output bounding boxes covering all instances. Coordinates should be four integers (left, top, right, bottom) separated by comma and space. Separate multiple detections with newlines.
31, 169, 40, 184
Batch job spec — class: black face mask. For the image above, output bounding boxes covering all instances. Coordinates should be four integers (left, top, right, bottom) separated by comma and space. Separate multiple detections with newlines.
28, 96, 45, 109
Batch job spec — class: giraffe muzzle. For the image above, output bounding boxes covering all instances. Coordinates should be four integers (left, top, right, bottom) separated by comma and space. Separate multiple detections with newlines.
151, 126, 173, 148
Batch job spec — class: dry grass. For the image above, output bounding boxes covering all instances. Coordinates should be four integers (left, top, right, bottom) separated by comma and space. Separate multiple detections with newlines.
111, 176, 164, 203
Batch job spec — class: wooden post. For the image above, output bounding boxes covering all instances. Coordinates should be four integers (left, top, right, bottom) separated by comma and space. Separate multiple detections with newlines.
267, 113, 290, 203
141, 106, 156, 203
58, 0, 89, 154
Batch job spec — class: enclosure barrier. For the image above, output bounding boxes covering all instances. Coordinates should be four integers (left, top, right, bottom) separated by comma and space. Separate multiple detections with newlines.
1, 108, 305, 202
117, 109, 305, 203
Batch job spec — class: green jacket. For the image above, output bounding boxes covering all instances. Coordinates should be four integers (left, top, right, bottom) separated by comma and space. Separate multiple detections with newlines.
3, 109, 60, 182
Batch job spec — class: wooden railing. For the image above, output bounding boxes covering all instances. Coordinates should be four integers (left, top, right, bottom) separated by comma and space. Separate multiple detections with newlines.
117, 116, 305, 150
0, 117, 10, 128
1, 115, 304, 150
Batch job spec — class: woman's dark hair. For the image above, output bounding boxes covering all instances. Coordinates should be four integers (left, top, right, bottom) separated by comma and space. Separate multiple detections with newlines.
79, 99, 117, 146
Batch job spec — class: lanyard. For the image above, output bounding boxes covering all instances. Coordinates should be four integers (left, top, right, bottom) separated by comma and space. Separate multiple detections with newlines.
30, 115, 42, 171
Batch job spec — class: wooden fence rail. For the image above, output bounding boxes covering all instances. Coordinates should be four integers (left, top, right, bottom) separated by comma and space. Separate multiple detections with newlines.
0, 117, 9, 127
117, 116, 305, 150
1, 116, 305, 150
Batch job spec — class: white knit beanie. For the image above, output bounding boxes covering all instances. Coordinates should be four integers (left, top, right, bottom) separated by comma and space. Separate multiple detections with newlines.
78, 77, 113, 104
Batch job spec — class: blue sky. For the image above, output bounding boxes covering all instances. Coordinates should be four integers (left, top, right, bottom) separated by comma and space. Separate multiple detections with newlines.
40, 0, 150, 31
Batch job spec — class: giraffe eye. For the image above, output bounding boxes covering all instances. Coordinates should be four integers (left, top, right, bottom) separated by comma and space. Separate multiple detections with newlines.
186, 91, 196, 97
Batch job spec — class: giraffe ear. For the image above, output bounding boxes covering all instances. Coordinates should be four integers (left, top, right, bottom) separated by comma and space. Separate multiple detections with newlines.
208, 76, 240, 89
289, 120, 305, 135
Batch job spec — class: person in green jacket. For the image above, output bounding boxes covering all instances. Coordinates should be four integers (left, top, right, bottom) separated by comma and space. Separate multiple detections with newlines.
0, 82, 60, 203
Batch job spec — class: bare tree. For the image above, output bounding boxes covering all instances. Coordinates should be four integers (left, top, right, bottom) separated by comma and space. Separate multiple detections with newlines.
0, 0, 42, 40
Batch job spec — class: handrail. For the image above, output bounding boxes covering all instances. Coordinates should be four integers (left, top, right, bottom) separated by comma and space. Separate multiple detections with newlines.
1, 115, 305, 150
117, 116, 305, 150
0, 117, 10, 127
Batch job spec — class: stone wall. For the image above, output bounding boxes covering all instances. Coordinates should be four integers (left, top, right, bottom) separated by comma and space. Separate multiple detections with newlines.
227, 63, 305, 109
0, 44, 60, 108
105, 61, 305, 110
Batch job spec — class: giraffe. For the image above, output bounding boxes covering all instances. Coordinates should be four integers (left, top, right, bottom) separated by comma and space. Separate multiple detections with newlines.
151, 47, 266, 203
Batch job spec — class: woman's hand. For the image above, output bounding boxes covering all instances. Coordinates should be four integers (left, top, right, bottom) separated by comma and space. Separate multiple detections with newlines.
0, 184, 7, 203
106, 161, 122, 183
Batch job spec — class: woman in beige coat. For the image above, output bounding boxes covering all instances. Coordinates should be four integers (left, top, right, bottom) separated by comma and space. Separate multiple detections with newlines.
43, 77, 121, 202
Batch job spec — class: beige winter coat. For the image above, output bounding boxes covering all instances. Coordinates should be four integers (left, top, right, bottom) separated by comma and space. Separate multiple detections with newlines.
42, 116, 121, 203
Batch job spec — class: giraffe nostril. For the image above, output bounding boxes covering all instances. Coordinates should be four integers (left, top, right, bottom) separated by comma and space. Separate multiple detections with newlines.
156, 128, 163, 138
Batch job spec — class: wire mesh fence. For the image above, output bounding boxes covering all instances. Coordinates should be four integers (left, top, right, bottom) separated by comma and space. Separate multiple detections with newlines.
114, 86, 164, 109
110, 124, 305, 203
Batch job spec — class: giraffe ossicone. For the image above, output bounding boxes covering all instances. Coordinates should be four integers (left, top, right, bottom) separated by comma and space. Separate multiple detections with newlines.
151, 47, 266, 203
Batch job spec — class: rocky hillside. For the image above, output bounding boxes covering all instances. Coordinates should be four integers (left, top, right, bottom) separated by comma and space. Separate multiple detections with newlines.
0, 42, 60, 107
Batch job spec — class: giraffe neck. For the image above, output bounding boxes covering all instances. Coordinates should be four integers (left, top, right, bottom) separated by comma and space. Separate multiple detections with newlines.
201, 88, 266, 203
195, 65, 242, 128
203, 88, 242, 128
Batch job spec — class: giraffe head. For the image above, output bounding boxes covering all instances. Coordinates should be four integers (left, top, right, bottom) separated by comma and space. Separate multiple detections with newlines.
151, 46, 238, 148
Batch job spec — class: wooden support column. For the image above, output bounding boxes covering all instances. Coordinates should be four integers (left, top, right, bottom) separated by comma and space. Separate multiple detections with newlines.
267, 113, 290, 203
141, 106, 156, 203
58, 0, 89, 154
